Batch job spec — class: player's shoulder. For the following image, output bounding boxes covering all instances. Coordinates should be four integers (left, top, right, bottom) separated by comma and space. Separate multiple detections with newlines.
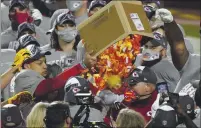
189, 53, 200, 65
190, 53, 200, 58
16, 69, 44, 80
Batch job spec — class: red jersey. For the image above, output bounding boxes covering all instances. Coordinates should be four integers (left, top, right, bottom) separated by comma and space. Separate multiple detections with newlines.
104, 90, 158, 126
34, 63, 99, 97
127, 90, 157, 122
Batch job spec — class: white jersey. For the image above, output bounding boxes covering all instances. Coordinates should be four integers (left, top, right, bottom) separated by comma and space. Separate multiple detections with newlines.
174, 54, 200, 93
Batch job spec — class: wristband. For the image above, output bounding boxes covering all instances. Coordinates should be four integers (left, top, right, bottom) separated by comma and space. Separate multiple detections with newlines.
80, 61, 87, 69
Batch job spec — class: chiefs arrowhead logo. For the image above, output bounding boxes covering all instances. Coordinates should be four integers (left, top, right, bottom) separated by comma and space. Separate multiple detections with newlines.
72, 88, 80, 94
132, 72, 139, 77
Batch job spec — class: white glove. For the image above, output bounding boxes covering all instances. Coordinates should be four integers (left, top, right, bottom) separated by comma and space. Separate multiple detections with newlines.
155, 8, 173, 23
151, 93, 161, 118
96, 90, 124, 105
31, 9, 43, 22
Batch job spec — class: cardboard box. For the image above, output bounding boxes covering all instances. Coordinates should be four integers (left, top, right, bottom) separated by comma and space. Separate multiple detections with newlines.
78, 1, 153, 56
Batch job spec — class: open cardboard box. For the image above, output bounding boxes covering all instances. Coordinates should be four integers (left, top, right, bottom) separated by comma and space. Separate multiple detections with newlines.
78, 1, 153, 56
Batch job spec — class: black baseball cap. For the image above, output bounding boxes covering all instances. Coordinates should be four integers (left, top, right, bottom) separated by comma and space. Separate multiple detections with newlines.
22, 45, 51, 67
151, 104, 177, 128
56, 12, 75, 26
179, 95, 195, 120
47, 9, 69, 35
127, 66, 157, 86
89, 0, 107, 12
17, 34, 40, 52
47, 12, 75, 34
9, 0, 29, 10
143, 4, 156, 20
141, 0, 161, 7
149, 32, 168, 48
1, 104, 23, 128
17, 22, 36, 39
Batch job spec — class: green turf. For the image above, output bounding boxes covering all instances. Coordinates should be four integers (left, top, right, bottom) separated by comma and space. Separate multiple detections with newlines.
181, 24, 200, 38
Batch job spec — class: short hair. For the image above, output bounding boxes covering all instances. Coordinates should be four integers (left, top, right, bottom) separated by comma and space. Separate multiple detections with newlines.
44, 101, 70, 128
116, 108, 145, 128
26, 102, 49, 128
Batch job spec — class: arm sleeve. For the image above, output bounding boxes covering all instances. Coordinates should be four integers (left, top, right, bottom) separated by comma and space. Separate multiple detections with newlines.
34, 63, 86, 96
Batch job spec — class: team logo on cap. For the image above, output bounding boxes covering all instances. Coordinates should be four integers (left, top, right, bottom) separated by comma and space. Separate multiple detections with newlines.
154, 34, 161, 40
187, 104, 191, 109
162, 120, 167, 126
144, 6, 152, 12
7, 116, 12, 122
132, 72, 139, 77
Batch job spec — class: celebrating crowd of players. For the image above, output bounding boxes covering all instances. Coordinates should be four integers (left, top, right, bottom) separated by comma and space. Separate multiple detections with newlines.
1, 0, 200, 128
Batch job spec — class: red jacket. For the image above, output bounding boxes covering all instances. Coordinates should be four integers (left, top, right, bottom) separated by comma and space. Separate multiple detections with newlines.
127, 90, 157, 122
34, 63, 99, 97
104, 90, 158, 125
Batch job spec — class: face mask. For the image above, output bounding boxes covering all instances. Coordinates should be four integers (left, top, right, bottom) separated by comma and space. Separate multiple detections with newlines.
56, 28, 78, 43
142, 57, 162, 67
142, 49, 160, 61
9, 12, 33, 25
66, 1, 83, 12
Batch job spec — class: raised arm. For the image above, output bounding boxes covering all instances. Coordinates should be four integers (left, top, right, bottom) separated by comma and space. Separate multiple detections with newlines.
164, 21, 189, 70
1, 66, 19, 89
34, 51, 97, 96
155, 8, 189, 71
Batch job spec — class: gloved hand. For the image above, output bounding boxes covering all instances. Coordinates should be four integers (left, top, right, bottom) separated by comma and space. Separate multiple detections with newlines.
31, 9, 43, 26
155, 8, 173, 23
96, 90, 124, 105
12, 48, 31, 71
7, 91, 33, 105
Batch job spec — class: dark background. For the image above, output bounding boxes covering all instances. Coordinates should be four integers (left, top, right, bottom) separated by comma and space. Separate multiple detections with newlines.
98, 0, 201, 10
164, 1, 200, 10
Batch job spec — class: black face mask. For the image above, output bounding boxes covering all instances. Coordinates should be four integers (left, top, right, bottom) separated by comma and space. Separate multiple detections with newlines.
142, 55, 162, 67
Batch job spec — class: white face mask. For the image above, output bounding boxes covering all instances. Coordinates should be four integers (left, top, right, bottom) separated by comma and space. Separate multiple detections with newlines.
55, 27, 78, 43
142, 49, 160, 61
66, 1, 83, 12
